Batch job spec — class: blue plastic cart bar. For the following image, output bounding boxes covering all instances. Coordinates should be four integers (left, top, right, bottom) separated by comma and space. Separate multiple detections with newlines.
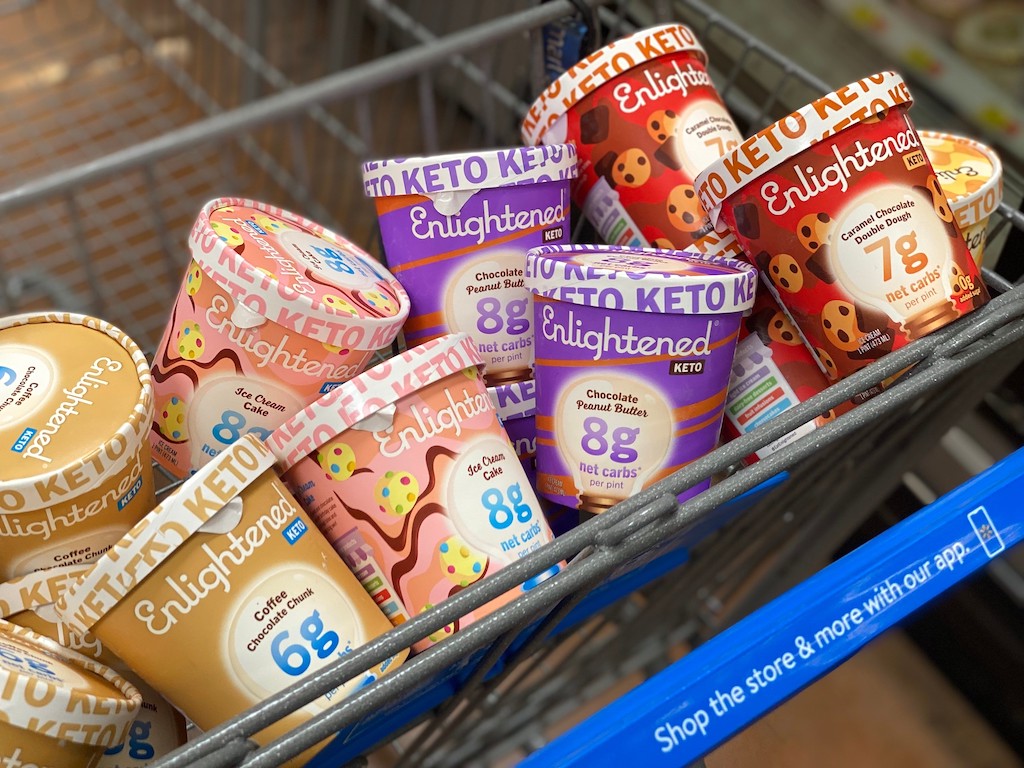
522, 447, 1024, 768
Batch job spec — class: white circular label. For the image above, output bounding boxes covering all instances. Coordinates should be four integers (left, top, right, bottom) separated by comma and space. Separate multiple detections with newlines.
832, 184, 954, 324
445, 435, 549, 562
278, 230, 382, 289
555, 375, 672, 503
444, 250, 532, 376
187, 375, 302, 472
0, 347, 55, 428
227, 567, 368, 710
676, 100, 742, 178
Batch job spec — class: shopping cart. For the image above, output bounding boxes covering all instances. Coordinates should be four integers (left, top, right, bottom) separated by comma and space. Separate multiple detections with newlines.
0, 1, 1022, 766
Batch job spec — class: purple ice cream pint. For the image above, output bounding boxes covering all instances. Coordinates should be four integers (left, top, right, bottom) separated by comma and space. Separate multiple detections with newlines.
489, 379, 538, 485
362, 145, 577, 386
526, 245, 757, 513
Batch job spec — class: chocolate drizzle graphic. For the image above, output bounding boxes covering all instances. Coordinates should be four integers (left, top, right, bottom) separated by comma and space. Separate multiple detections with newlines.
337, 445, 463, 600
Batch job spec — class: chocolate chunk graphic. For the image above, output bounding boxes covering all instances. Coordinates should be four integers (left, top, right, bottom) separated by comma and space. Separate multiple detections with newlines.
579, 104, 610, 144
806, 249, 836, 284
733, 202, 760, 239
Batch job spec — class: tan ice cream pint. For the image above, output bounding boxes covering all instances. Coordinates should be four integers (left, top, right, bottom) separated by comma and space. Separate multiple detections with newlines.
55, 434, 406, 768
0, 313, 155, 580
0, 619, 140, 767
0, 565, 187, 765
920, 130, 1003, 266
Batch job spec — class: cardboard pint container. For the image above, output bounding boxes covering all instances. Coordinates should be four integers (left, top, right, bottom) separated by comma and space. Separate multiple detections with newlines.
269, 334, 561, 652
0, 565, 187, 764
150, 198, 410, 479
0, 619, 140, 767
0, 313, 155, 580
721, 288, 858, 464
695, 72, 990, 383
522, 24, 745, 258
526, 245, 757, 513
56, 435, 406, 768
363, 145, 577, 385
920, 130, 1003, 266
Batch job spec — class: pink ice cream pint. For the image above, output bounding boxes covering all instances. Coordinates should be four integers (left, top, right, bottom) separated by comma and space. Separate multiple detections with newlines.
527, 245, 757, 513
150, 198, 409, 479
363, 145, 577, 386
269, 334, 561, 651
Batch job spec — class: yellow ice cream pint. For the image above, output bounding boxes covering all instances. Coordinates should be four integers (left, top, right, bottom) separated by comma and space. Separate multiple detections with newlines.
0, 313, 155, 580
55, 434, 406, 768
920, 130, 1003, 266
0, 619, 140, 767
0, 564, 187, 764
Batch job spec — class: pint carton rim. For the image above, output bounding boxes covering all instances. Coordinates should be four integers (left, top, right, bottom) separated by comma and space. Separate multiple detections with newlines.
524, 244, 758, 314
54, 434, 276, 636
0, 313, 154, 513
489, 380, 537, 422
190, 197, 410, 349
0, 563, 91, 618
361, 144, 578, 197
268, 333, 486, 472
694, 71, 914, 225
919, 129, 1004, 228
0, 619, 140, 746
520, 23, 709, 146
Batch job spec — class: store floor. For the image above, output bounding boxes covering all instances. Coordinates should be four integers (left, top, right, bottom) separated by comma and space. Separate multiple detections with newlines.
375, 629, 1020, 766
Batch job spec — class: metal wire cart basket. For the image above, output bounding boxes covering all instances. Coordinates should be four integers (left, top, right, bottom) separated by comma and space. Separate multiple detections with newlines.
1, 1, 1023, 766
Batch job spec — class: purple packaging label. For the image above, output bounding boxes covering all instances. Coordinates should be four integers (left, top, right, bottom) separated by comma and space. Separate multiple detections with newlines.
534, 297, 742, 512
501, 412, 537, 487
377, 181, 571, 385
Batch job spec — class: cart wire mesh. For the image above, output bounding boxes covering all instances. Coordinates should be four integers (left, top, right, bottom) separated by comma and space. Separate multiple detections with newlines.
0, 1, 1023, 766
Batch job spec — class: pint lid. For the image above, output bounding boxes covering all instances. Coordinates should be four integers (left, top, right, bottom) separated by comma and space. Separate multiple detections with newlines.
191, 198, 409, 349
489, 380, 536, 422
0, 564, 90, 618
521, 24, 708, 146
694, 72, 914, 225
361, 144, 578, 199
0, 313, 154, 513
0, 619, 140, 746
920, 130, 1003, 228
55, 434, 275, 635
269, 333, 485, 472
525, 244, 757, 314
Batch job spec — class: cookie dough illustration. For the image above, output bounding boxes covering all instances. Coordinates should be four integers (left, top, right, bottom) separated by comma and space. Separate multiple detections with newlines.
438, 535, 487, 588
375, 470, 420, 516
158, 396, 188, 442
185, 261, 203, 296
318, 441, 357, 482
176, 322, 205, 360
210, 219, 244, 252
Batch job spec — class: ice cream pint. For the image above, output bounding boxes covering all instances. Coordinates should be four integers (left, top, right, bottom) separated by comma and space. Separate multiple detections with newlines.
521, 24, 745, 257
150, 197, 410, 479
269, 334, 560, 651
0, 313, 155, 580
363, 146, 577, 385
920, 130, 1003, 266
721, 289, 857, 464
526, 245, 757, 513
0, 565, 187, 764
0, 619, 140, 768
55, 435, 405, 768
489, 380, 538, 485
695, 72, 990, 382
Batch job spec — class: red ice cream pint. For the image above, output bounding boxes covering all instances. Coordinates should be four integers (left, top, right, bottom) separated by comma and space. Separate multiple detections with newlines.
695, 72, 989, 382
521, 24, 745, 258
721, 289, 857, 464
150, 198, 409, 478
